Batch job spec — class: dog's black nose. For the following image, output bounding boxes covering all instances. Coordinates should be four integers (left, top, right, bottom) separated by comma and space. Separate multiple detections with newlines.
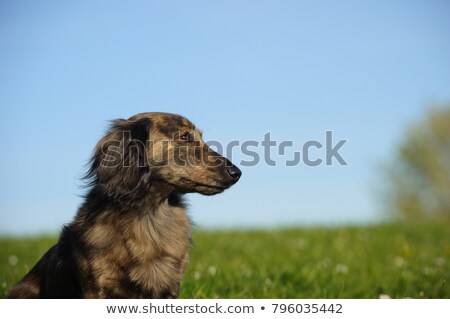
227, 166, 242, 181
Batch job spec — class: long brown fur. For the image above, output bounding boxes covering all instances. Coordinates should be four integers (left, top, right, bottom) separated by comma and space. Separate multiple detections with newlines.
7, 112, 241, 298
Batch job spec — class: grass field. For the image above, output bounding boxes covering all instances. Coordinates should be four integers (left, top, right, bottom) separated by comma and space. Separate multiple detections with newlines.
1, 223, 449, 298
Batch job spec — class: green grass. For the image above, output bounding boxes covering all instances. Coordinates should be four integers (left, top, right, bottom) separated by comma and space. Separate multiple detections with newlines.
1, 223, 449, 298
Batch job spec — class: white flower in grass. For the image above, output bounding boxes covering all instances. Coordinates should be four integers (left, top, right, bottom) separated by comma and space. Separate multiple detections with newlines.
242, 267, 252, 278
394, 256, 405, 267
208, 266, 217, 276
8, 255, 18, 266
194, 271, 201, 280
435, 257, 445, 267
335, 264, 348, 274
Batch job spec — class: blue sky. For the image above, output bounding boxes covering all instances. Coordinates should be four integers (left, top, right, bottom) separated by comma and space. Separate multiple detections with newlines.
1, 0, 449, 234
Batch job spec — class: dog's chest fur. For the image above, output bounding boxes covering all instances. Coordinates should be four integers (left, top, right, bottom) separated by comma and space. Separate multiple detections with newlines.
73, 199, 191, 298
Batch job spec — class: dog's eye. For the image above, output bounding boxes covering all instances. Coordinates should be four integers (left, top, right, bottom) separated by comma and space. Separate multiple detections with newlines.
180, 132, 192, 142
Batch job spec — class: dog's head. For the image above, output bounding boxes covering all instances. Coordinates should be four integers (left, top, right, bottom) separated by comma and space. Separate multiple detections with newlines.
85, 112, 241, 202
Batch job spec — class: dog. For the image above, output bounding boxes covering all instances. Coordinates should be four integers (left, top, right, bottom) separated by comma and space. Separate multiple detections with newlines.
7, 112, 241, 298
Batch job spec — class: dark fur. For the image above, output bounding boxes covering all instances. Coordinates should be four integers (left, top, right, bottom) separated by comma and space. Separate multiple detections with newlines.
7, 112, 241, 298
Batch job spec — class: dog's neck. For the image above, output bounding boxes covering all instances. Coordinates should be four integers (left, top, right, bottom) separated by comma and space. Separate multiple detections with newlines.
142, 180, 184, 212
80, 180, 184, 222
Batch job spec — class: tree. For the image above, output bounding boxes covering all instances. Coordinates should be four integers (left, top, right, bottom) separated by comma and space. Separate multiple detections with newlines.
385, 106, 450, 221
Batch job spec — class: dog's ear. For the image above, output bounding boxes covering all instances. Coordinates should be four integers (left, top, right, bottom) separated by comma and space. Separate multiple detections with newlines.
85, 118, 152, 202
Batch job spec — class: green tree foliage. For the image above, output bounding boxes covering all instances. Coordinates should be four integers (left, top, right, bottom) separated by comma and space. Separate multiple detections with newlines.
386, 106, 450, 220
